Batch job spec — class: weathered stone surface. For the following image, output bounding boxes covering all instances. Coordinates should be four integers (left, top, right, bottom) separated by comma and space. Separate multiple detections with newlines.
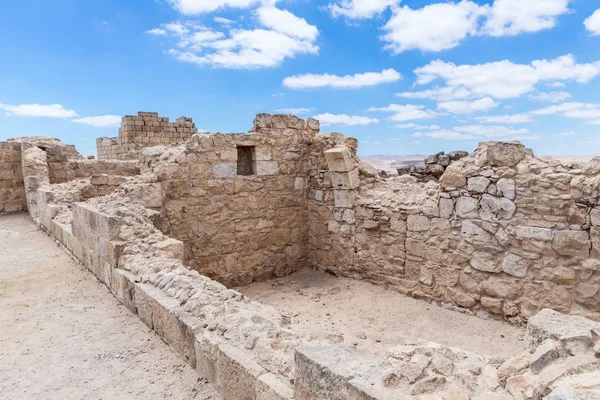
552, 231, 590, 257
456, 196, 479, 218
468, 176, 490, 193
471, 252, 502, 273
496, 178, 516, 200
479, 194, 516, 221
530, 339, 559, 374
407, 215, 431, 232
484, 141, 526, 167
501, 253, 529, 278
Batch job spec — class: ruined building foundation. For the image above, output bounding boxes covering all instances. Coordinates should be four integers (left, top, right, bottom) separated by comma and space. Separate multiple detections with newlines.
2, 112, 599, 399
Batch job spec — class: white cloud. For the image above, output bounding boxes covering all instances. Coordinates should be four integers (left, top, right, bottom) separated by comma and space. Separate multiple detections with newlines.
414, 55, 600, 100
283, 69, 401, 89
275, 108, 313, 114
256, 5, 318, 41
547, 81, 566, 88
397, 86, 474, 101
0, 103, 78, 118
589, 120, 600, 125
146, 28, 167, 36
71, 115, 122, 127
395, 123, 440, 129
584, 9, 600, 35
563, 108, 600, 120
369, 104, 437, 121
414, 124, 538, 141
214, 16, 235, 25
150, 6, 319, 69
313, 113, 379, 126
529, 91, 571, 102
476, 113, 533, 123
167, 0, 260, 15
328, 0, 399, 19
553, 131, 577, 137
530, 102, 596, 115
481, 0, 571, 36
409, 141, 422, 144
382, 1, 484, 53
437, 97, 498, 114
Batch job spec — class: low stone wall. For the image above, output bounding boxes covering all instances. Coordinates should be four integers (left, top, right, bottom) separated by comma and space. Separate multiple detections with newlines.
50, 159, 140, 184
0, 142, 26, 215
96, 112, 199, 160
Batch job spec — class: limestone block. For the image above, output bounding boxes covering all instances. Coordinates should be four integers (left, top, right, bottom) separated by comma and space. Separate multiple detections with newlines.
90, 174, 109, 185
591, 227, 600, 258
574, 283, 600, 311
133, 284, 199, 368
213, 162, 237, 178
468, 176, 490, 193
524, 309, 600, 352
256, 373, 293, 400
552, 230, 590, 257
456, 196, 479, 218
294, 346, 378, 400
501, 253, 529, 278
530, 339, 559, 374
481, 278, 521, 299
439, 198, 454, 219
479, 194, 516, 221
407, 215, 431, 232
109, 268, 137, 313
333, 190, 355, 208
461, 220, 493, 243
195, 332, 219, 384
329, 168, 360, 190
485, 142, 526, 167
440, 168, 466, 189
514, 226, 553, 242
257, 161, 279, 176
216, 343, 264, 400
470, 252, 502, 273
497, 178, 516, 200
347, 379, 402, 400
324, 148, 356, 173
591, 208, 600, 226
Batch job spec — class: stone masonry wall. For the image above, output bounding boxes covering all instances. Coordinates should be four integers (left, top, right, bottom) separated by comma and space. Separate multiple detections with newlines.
149, 114, 319, 286
96, 112, 199, 160
317, 141, 600, 322
0, 142, 26, 214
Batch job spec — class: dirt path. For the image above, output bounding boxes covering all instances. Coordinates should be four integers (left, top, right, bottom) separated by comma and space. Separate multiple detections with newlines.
239, 268, 526, 358
0, 214, 220, 400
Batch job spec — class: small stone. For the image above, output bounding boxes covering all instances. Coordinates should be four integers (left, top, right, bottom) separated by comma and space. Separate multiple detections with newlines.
498, 352, 531, 384
530, 339, 559, 374
411, 374, 446, 395
468, 176, 490, 193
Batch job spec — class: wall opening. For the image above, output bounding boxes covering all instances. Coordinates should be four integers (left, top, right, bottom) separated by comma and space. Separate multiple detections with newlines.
237, 146, 256, 176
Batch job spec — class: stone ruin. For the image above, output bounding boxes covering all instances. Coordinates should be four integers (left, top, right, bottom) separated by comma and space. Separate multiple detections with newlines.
1, 111, 599, 399
397, 150, 469, 182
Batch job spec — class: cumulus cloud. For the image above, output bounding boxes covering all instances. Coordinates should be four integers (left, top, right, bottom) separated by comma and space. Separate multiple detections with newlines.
481, 0, 571, 36
437, 97, 499, 114
149, 6, 319, 69
146, 28, 167, 35
413, 124, 538, 141
167, 0, 261, 15
328, 0, 399, 19
395, 123, 441, 129
476, 113, 533, 123
397, 86, 473, 101
584, 9, 600, 35
332, 0, 571, 53
382, 1, 484, 53
412, 55, 600, 100
529, 91, 571, 102
71, 115, 122, 127
0, 103, 78, 118
283, 69, 401, 89
313, 113, 379, 126
275, 108, 313, 115
368, 104, 438, 121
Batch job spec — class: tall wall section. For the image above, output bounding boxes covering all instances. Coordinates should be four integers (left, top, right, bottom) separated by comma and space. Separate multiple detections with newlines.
0, 142, 26, 214
96, 112, 199, 160
147, 114, 319, 286
316, 141, 600, 321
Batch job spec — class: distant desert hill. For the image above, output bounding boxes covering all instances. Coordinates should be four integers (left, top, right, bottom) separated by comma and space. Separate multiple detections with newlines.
360, 154, 597, 174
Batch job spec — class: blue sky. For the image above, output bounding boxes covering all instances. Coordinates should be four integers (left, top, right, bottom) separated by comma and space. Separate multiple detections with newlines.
1, 0, 600, 157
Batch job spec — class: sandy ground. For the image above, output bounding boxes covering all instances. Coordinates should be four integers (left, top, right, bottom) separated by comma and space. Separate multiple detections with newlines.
239, 268, 526, 359
0, 214, 220, 400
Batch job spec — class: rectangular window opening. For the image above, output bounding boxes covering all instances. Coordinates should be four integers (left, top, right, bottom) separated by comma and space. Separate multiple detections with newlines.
237, 146, 256, 176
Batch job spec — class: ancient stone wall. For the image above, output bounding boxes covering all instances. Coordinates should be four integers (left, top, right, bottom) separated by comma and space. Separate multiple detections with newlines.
317, 141, 600, 321
96, 112, 199, 160
0, 142, 26, 215
147, 114, 319, 286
